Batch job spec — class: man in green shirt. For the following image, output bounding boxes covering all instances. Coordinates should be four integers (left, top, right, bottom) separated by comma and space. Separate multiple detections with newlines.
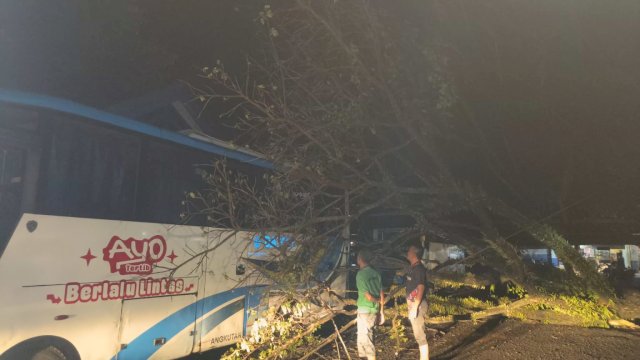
356, 249, 384, 360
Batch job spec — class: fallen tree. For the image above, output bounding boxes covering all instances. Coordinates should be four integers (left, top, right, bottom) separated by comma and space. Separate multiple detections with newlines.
187, 0, 612, 294
180, 0, 631, 357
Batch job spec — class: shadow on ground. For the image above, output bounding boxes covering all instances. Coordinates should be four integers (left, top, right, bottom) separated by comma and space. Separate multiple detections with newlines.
433, 316, 506, 360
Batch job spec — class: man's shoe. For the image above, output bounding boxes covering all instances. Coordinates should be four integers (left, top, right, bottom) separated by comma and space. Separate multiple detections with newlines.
419, 344, 429, 360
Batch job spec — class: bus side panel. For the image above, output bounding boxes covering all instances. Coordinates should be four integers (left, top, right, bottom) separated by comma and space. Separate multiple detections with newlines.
196, 232, 249, 352
118, 294, 198, 360
0, 214, 207, 360
0, 215, 123, 359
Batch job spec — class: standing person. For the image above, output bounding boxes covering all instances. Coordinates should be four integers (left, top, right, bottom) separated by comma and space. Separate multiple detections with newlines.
406, 244, 429, 360
356, 249, 384, 360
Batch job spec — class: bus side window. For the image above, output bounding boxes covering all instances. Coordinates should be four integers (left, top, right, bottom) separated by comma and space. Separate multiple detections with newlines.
36, 120, 138, 220
135, 141, 207, 225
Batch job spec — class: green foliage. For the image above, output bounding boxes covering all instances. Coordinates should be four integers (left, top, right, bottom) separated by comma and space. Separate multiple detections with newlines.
510, 311, 526, 321
519, 293, 615, 328
387, 315, 408, 356
460, 296, 491, 310
427, 278, 525, 318
529, 302, 554, 311
497, 296, 511, 306
428, 294, 494, 317
383, 288, 409, 357
221, 301, 321, 360
505, 282, 527, 300
488, 284, 496, 295
433, 275, 485, 290
522, 225, 612, 296
554, 295, 615, 328
530, 263, 602, 300
515, 264, 616, 327
478, 281, 526, 302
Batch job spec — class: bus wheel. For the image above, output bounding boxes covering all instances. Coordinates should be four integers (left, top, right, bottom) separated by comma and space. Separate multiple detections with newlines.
32, 346, 67, 360
0, 337, 79, 360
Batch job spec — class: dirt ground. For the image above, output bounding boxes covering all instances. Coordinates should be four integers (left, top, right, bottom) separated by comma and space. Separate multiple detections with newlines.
196, 289, 640, 359
427, 318, 640, 360
317, 287, 640, 360
318, 316, 640, 360
616, 287, 640, 324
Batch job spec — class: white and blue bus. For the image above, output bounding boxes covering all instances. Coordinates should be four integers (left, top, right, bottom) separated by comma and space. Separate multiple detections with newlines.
0, 90, 347, 360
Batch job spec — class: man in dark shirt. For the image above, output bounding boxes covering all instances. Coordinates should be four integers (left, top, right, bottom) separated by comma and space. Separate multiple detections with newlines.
406, 244, 429, 360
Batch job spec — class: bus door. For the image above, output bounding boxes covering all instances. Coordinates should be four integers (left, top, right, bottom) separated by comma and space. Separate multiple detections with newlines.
116, 289, 198, 359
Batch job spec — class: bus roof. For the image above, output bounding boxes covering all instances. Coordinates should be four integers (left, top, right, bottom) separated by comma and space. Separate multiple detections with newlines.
0, 88, 274, 170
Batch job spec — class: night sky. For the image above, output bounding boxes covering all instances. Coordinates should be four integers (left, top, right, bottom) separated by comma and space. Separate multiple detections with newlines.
2, 0, 640, 243
0, 0, 258, 106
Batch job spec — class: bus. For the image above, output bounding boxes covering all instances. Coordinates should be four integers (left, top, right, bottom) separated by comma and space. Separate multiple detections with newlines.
0, 90, 347, 360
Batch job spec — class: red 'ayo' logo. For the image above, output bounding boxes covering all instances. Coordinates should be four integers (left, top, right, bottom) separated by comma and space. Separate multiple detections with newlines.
102, 235, 167, 276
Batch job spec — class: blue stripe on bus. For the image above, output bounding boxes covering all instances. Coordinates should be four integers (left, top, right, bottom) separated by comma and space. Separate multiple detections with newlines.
201, 298, 244, 336
0, 89, 274, 169
112, 286, 266, 360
